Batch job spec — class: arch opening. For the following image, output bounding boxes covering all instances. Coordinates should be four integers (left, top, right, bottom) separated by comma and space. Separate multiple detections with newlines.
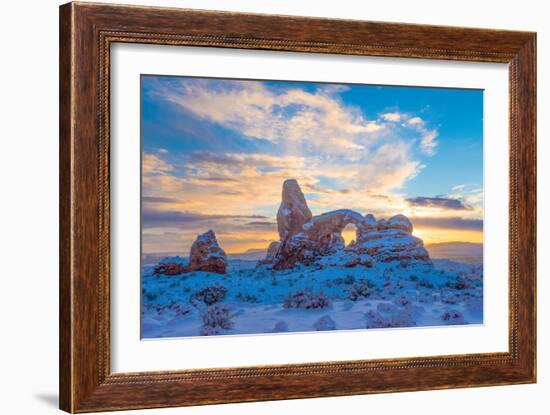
341, 223, 358, 247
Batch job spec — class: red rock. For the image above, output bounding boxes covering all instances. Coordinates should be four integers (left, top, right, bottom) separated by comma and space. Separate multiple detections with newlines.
189, 230, 228, 274
153, 262, 187, 276
276, 179, 312, 240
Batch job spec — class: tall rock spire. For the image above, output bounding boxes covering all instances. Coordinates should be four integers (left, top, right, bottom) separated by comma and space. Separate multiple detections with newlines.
276, 179, 312, 240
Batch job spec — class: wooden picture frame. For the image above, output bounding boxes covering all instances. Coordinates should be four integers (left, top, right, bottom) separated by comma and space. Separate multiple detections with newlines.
59, 2, 536, 412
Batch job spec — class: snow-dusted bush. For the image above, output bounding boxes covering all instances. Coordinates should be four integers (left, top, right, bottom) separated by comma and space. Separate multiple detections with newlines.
441, 309, 466, 325
272, 321, 289, 333
348, 282, 371, 301
451, 277, 471, 290
365, 309, 416, 329
376, 302, 396, 314
190, 284, 228, 307
168, 302, 191, 317
235, 292, 259, 303
144, 291, 157, 302
343, 275, 356, 285
314, 315, 336, 331
200, 304, 233, 335
284, 290, 331, 309
418, 279, 434, 289
393, 296, 411, 307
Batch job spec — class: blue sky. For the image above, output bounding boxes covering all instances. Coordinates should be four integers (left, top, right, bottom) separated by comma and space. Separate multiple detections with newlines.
141, 75, 483, 254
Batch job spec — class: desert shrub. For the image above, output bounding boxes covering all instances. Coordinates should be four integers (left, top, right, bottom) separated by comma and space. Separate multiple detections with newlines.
393, 296, 411, 307
144, 291, 157, 302
348, 283, 371, 301
200, 304, 233, 335
343, 275, 356, 285
441, 309, 466, 325
441, 292, 459, 304
272, 321, 289, 333
168, 302, 191, 317
313, 315, 336, 331
235, 292, 259, 303
418, 279, 434, 289
365, 309, 416, 329
376, 302, 396, 314
190, 284, 228, 307
452, 277, 471, 290
284, 290, 331, 309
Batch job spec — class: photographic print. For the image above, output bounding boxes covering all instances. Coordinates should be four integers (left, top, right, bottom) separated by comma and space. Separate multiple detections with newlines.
140, 75, 484, 338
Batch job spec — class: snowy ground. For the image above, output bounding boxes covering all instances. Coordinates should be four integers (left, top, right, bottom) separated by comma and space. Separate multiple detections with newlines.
141, 256, 483, 338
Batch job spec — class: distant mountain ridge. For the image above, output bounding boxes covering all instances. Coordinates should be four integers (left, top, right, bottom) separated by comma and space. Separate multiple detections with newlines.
426, 242, 483, 263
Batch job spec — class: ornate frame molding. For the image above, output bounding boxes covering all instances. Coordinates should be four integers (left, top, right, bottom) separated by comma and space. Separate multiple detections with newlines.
60, 2, 536, 412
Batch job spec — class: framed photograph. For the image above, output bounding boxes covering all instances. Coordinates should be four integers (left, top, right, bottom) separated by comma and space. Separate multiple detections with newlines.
59, 2, 536, 412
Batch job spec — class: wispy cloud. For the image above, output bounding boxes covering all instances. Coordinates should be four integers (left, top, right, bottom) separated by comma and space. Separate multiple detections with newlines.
142, 209, 267, 228
406, 196, 472, 211
382, 112, 402, 122
156, 78, 383, 156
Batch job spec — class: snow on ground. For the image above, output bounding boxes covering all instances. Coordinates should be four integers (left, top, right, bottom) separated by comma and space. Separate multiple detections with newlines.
141, 256, 483, 338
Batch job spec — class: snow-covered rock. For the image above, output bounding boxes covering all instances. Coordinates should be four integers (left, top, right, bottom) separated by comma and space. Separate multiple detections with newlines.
153, 262, 187, 275
350, 227, 430, 263
189, 230, 228, 274
276, 179, 312, 240
387, 214, 413, 233
258, 241, 280, 265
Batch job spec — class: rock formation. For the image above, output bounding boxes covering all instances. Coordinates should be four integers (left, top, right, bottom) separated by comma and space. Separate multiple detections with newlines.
189, 230, 228, 274
267, 180, 430, 270
276, 179, 312, 240
348, 214, 430, 263
257, 241, 281, 266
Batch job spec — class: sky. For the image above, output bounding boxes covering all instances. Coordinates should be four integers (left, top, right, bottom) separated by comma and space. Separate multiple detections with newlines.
141, 75, 483, 255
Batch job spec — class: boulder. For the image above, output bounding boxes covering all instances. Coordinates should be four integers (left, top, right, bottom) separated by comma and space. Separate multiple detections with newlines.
276, 179, 312, 240
153, 262, 187, 276
265, 241, 280, 261
189, 230, 228, 274
257, 241, 281, 266
350, 217, 430, 263
387, 214, 413, 233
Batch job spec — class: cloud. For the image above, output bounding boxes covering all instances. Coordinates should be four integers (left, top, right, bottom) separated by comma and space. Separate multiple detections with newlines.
386, 114, 438, 156
189, 151, 305, 169
419, 130, 439, 156
411, 216, 483, 231
142, 209, 267, 228
382, 112, 402, 121
406, 196, 472, 211
407, 117, 424, 125
452, 184, 466, 191
143, 196, 181, 204
143, 154, 173, 175
155, 78, 384, 156
356, 142, 423, 191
